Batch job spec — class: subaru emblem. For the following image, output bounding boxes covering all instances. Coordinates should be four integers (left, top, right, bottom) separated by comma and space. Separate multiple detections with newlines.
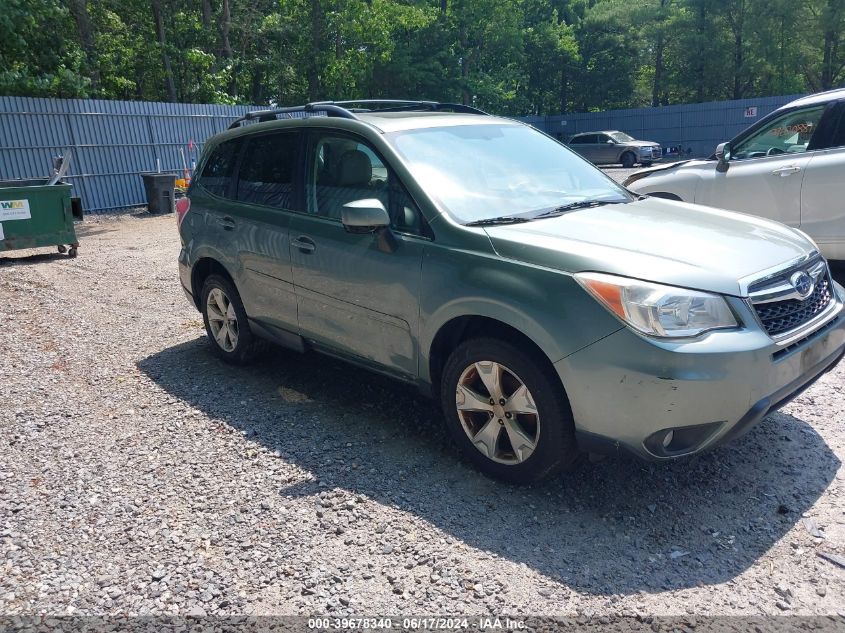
790, 271, 814, 299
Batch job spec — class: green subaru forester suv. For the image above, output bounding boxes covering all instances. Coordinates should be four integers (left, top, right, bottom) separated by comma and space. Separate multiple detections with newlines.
177, 100, 845, 483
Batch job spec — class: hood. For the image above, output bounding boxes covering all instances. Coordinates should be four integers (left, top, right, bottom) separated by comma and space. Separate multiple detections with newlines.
484, 198, 816, 297
626, 140, 660, 148
623, 159, 709, 185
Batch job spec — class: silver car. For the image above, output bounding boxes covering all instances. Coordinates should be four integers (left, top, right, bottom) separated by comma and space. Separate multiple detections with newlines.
625, 89, 845, 261
568, 130, 662, 168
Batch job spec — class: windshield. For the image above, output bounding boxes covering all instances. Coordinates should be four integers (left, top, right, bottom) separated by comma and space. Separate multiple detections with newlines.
388, 123, 630, 224
609, 131, 634, 143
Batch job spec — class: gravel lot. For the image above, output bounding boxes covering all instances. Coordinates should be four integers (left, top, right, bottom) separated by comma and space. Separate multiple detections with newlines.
2, 211, 845, 620
602, 166, 643, 185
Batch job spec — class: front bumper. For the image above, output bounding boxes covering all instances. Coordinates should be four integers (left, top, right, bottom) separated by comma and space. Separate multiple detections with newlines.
638, 147, 662, 163
555, 286, 845, 460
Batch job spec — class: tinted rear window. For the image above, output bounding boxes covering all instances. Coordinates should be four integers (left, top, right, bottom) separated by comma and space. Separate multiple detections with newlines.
197, 138, 241, 198
236, 132, 301, 210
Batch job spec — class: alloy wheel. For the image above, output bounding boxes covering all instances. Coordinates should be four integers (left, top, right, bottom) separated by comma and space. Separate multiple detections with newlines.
455, 360, 540, 465
206, 287, 239, 352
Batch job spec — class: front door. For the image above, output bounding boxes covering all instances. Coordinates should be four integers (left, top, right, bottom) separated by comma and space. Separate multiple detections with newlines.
696, 104, 827, 228
289, 131, 429, 378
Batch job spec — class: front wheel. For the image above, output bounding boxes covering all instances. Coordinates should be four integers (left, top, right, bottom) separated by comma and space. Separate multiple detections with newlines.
440, 338, 579, 483
200, 274, 264, 364
621, 152, 636, 168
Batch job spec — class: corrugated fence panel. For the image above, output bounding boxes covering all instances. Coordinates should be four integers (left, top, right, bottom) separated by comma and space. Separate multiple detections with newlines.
0, 96, 251, 212
0, 94, 808, 212
527, 94, 804, 158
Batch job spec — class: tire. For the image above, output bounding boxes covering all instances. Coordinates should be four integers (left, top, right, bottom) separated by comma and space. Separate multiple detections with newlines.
621, 152, 635, 168
200, 274, 264, 365
440, 337, 579, 483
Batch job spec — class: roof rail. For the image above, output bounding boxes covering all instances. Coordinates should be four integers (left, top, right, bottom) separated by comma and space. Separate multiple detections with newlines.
319, 100, 489, 115
228, 99, 487, 129
228, 103, 359, 129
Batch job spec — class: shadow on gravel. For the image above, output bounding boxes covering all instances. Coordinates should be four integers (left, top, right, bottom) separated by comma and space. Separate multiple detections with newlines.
0, 251, 72, 265
138, 337, 839, 596
74, 225, 120, 238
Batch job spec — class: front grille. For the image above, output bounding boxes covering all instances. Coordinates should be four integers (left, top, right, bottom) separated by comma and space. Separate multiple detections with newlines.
754, 274, 833, 337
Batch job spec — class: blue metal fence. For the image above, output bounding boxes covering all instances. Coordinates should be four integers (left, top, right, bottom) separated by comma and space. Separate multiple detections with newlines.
0, 97, 252, 212
0, 94, 806, 213
520, 94, 804, 159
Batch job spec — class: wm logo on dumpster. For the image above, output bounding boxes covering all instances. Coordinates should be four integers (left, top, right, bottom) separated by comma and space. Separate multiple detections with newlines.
0, 199, 32, 221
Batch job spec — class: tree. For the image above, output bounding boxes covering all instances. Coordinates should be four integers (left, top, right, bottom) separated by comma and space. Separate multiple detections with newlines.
2, 0, 843, 110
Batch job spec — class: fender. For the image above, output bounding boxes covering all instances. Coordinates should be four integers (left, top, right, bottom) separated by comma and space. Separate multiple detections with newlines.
416, 246, 623, 386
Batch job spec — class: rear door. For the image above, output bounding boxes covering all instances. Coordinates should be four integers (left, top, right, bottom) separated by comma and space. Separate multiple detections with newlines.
695, 104, 827, 228
577, 134, 602, 163
801, 101, 845, 254
594, 133, 618, 164
569, 134, 595, 161
225, 130, 303, 331
288, 130, 428, 378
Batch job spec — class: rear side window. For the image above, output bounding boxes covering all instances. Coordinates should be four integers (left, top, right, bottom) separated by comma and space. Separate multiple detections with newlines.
569, 135, 587, 145
197, 138, 241, 198
236, 132, 301, 210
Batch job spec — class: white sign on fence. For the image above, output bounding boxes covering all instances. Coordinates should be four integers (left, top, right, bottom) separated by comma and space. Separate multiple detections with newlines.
744, 106, 758, 118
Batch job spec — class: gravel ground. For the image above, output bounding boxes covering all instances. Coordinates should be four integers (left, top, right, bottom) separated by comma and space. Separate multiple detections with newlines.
602, 166, 644, 185
2, 211, 845, 620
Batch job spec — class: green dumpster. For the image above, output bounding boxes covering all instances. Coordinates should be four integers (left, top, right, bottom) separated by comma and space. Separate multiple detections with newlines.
0, 179, 82, 257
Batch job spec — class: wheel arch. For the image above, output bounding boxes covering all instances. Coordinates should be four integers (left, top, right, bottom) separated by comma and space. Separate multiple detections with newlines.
191, 257, 236, 310
426, 315, 566, 401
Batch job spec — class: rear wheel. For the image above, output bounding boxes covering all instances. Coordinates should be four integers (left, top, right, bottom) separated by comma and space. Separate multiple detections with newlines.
440, 338, 578, 483
200, 274, 263, 364
621, 152, 636, 168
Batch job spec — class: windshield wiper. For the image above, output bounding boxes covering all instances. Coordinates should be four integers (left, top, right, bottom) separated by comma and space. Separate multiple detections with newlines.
464, 215, 533, 227
532, 198, 627, 219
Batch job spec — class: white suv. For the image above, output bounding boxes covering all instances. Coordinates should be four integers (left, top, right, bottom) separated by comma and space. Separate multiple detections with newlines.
625, 90, 845, 260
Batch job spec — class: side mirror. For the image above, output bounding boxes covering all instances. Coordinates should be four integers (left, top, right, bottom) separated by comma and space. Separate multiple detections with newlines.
715, 142, 731, 172
341, 198, 397, 253
606, 139, 615, 144
341, 199, 390, 233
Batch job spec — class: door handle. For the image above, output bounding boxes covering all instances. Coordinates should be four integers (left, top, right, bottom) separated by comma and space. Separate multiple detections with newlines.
292, 236, 316, 254
771, 165, 801, 177
219, 216, 236, 230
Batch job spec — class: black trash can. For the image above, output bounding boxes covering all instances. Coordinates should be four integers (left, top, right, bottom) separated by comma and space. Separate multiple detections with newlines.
140, 172, 176, 214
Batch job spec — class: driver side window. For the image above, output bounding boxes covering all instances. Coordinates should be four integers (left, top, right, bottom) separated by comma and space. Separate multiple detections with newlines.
732, 106, 826, 160
308, 134, 427, 237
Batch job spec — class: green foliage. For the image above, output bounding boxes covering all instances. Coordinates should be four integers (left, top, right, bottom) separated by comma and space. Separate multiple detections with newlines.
3, 0, 843, 110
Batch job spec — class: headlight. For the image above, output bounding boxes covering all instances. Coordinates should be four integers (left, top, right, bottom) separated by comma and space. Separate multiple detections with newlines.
575, 272, 738, 338
639, 147, 653, 154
